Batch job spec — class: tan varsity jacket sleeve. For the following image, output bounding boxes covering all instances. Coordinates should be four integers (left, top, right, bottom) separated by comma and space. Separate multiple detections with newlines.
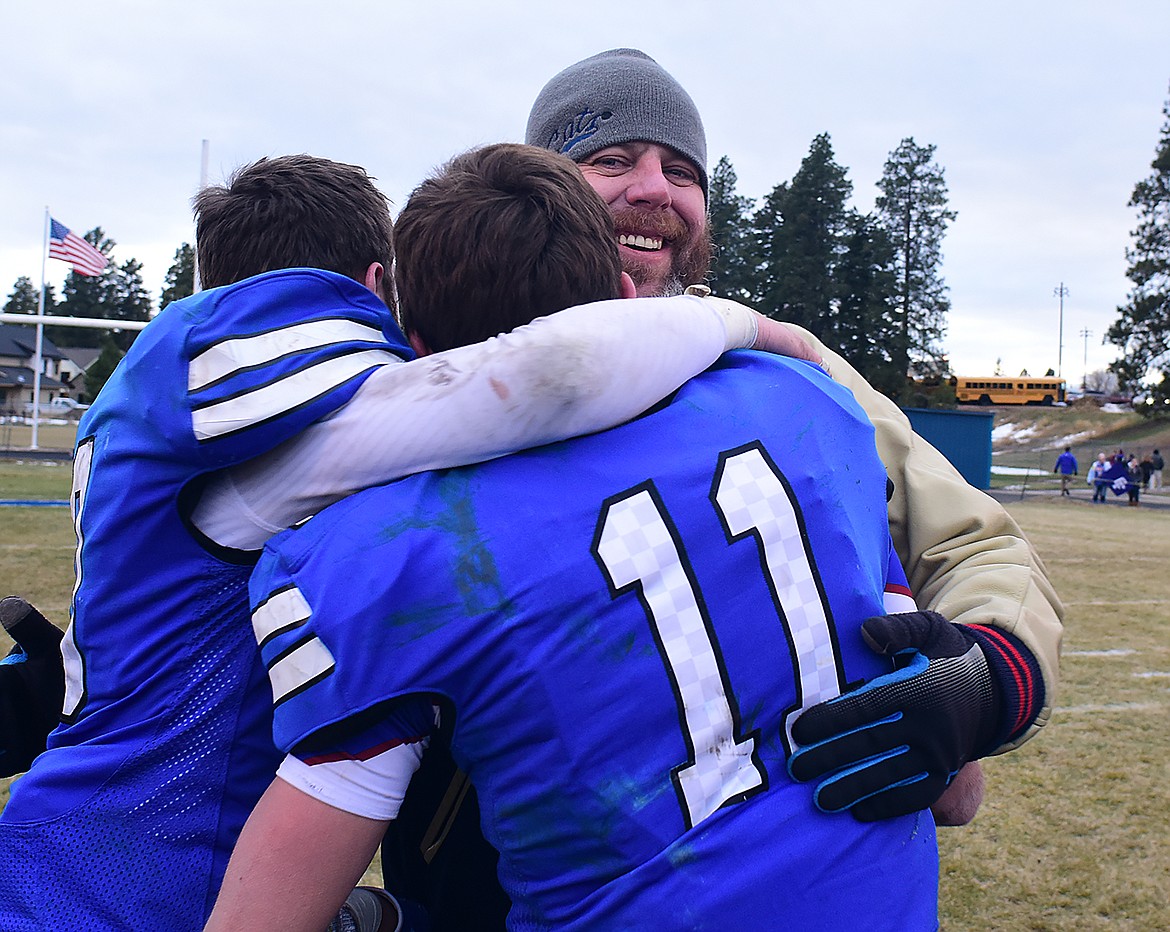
793, 325, 1063, 751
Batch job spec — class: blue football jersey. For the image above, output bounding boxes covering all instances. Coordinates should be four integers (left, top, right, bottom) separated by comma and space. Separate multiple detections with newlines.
0, 269, 409, 930
255, 352, 938, 931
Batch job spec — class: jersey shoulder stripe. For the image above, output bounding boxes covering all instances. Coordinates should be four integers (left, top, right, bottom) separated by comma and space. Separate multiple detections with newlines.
268, 637, 335, 706
252, 585, 312, 648
191, 348, 398, 442
189, 318, 389, 391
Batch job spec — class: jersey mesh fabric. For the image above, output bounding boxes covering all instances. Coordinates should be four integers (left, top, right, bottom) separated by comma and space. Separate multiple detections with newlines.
257, 352, 939, 932
0, 269, 408, 930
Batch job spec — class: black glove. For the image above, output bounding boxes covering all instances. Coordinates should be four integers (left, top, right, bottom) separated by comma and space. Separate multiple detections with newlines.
0, 596, 65, 777
788, 611, 1002, 822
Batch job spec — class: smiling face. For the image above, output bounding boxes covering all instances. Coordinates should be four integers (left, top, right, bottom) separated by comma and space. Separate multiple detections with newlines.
577, 142, 711, 297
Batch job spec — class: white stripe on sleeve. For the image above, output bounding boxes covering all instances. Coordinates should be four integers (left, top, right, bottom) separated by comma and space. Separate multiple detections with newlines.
268, 638, 335, 705
882, 588, 918, 615
252, 586, 311, 647
191, 348, 399, 441
189, 319, 387, 391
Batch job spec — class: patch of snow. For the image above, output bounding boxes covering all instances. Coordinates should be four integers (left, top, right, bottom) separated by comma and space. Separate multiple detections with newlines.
992, 423, 1038, 442
1052, 430, 1097, 448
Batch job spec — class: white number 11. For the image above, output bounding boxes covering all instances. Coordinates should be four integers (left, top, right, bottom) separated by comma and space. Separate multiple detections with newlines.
592, 443, 845, 829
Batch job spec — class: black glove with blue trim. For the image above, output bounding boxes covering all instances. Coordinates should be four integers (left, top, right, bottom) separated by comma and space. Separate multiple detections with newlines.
0, 596, 65, 777
788, 610, 1029, 822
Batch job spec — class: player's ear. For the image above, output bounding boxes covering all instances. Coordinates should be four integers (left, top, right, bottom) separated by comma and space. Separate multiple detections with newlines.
363, 262, 385, 299
619, 271, 637, 300
407, 330, 432, 358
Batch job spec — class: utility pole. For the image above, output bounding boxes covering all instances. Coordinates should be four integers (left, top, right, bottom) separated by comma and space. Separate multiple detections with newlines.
1079, 327, 1092, 390
1053, 283, 1069, 377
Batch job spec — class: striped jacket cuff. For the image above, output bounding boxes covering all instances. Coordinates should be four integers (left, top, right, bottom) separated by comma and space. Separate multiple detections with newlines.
965, 623, 1045, 752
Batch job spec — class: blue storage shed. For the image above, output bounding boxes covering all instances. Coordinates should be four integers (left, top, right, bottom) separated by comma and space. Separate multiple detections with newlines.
901, 407, 994, 490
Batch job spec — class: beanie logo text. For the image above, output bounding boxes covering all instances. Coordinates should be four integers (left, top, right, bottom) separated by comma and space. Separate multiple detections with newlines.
550, 108, 614, 155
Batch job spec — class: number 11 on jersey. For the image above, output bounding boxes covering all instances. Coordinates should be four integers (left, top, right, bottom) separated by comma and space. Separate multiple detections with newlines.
593, 442, 846, 829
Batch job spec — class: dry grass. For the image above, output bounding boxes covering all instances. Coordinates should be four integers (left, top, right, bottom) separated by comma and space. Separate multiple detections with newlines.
1, 465, 1168, 924
0, 463, 74, 623
0, 421, 79, 454
938, 498, 1170, 930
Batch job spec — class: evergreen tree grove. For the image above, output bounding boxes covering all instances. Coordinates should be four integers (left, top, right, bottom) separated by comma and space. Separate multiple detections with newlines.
743, 134, 909, 395
83, 332, 125, 404
54, 229, 153, 350
752, 134, 854, 335
835, 213, 903, 397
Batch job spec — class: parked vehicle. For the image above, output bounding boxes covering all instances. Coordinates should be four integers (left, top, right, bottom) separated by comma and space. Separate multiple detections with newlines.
952, 375, 1066, 406
22, 397, 90, 417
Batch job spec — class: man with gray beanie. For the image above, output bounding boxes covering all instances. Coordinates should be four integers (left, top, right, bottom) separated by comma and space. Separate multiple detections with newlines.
526, 48, 713, 299
524, 44, 1060, 803
374, 48, 1061, 928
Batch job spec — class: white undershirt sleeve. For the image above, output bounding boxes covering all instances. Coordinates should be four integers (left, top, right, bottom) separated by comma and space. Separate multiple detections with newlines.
194, 294, 760, 549
275, 739, 428, 822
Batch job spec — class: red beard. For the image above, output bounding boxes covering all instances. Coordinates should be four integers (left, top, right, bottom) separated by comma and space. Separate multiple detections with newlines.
610, 208, 712, 297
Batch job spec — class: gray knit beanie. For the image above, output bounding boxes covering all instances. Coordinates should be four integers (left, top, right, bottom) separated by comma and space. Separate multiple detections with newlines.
525, 49, 708, 198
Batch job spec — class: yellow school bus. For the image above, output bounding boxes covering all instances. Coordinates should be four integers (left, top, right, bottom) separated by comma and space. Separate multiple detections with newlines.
952, 376, 1066, 405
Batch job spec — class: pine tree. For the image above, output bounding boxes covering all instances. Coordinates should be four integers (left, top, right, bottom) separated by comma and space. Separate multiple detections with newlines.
104, 256, 154, 350
835, 212, 903, 396
706, 157, 756, 302
56, 229, 153, 350
875, 138, 956, 379
83, 333, 125, 403
3, 276, 56, 315
1108, 89, 1170, 412
753, 134, 853, 335
160, 243, 196, 311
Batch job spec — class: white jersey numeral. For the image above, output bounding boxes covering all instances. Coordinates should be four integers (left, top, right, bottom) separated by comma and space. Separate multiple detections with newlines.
593, 444, 842, 829
62, 437, 95, 721
712, 445, 846, 747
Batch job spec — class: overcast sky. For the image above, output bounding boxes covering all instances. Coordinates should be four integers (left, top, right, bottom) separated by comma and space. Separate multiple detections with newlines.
4, 1, 1168, 383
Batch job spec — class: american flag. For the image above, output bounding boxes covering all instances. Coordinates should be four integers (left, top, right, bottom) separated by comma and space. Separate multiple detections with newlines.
49, 218, 109, 277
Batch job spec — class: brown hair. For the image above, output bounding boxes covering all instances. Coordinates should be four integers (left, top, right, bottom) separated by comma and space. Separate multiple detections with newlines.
193, 154, 393, 292
394, 143, 623, 352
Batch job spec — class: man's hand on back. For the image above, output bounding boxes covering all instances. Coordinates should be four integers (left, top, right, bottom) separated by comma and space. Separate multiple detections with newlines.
788, 611, 1042, 822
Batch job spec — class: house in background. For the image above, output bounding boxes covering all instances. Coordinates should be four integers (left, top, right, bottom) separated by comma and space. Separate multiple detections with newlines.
56, 345, 102, 397
0, 323, 68, 415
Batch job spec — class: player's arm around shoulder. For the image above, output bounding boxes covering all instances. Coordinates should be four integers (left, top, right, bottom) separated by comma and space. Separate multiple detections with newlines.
193, 293, 768, 551
785, 324, 1063, 750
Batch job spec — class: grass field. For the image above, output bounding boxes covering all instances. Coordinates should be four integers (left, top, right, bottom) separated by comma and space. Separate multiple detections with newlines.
1, 462, 1168, 928
0, 421, 79, 455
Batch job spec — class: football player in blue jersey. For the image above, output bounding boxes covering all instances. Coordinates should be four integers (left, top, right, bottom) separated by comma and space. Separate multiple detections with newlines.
0, 153, 811, 930
210, 142, 953, 930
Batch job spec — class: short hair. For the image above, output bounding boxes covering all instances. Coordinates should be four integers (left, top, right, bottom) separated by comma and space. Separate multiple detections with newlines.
395, 143, 623, 353
193, 154, 394, 291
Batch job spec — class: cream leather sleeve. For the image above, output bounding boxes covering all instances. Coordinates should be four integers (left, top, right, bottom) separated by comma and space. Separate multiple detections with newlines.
793, 326, 1063, 750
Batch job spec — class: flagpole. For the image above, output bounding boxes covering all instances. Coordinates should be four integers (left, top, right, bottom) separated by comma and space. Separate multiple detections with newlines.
30, 208, 50, 451
193, 139, 209, 293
